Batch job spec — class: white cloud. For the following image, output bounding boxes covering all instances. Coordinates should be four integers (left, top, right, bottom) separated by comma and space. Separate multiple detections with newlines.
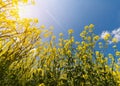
100, 28, 120, 43
112, 28, 120, 42
112, 28, 120, 35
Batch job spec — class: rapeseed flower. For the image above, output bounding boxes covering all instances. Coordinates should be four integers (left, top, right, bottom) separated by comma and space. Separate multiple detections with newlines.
112, 37, 118, 43
68, 29, 74, 34
89, 24, 94, 29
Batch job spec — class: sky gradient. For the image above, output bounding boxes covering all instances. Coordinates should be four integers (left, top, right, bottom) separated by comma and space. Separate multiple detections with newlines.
19, 0, 120, 52
19, 0, 120, 32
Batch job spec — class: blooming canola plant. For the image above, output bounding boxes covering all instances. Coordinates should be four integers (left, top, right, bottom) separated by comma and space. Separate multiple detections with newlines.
0, 0, 120, 86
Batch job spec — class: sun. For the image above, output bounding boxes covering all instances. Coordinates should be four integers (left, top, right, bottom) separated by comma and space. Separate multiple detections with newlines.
18, 4, 34, 18
18, 0, 47, 18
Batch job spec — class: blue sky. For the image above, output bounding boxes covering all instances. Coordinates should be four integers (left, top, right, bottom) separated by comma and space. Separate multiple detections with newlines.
19, 0, 120, 52
19, 0, 120, 35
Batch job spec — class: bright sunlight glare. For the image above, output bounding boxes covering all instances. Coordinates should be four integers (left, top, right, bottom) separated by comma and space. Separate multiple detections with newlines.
18, 0, 50, 18
18, 0, 65, 33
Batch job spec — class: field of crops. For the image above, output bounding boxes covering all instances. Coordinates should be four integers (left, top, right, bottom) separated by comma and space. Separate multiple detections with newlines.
0, 0, 120, 86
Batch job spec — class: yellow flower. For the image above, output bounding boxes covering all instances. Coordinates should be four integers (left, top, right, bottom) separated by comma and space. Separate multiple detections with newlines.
105, 65, 108, 68
112, 71, 116, 76
37, 68, 42, 72
68, 29, 74, 34
87, 36, 92, 41
103, 33, 110, 40
75, 41, 80, 45
71, 36, 74, 43
84, 25, 89, 30
67, 50, 71, 55
58, 43, 63, 47
34, 18, 38, 23
60, 74, 67, 80
80, 31, 87, 37
105, 33, 110, 38
89, 24, 94, 29
96, 51, 99, 56
40, 25, 45, 29
100, 59, 104, 64
83, 55, 87, 59
39, 83, 45, 86
116, 51, 120, 56
94, 35, 100, 41
12, 0, 18, 5
77, 45, 82, 50
51, 35, 56, 40
59, 33, 64, 36
108, 54, 113, 59
115, 64, 119, 69
83, 74, 88, 79
112, 37, 118, 43
22, 0, 28, 3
